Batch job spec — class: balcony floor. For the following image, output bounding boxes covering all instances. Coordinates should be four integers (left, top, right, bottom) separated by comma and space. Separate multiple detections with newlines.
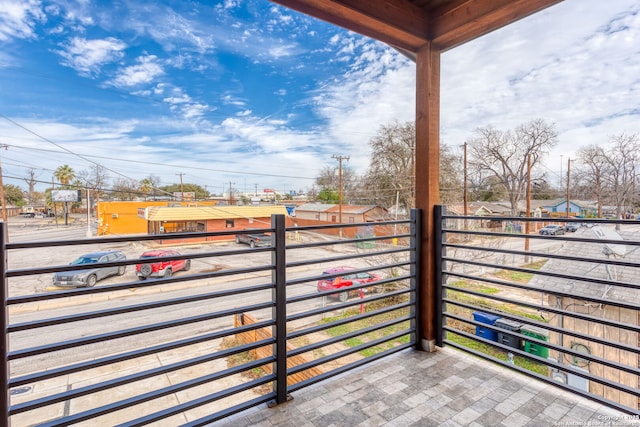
219, 347, 636, 427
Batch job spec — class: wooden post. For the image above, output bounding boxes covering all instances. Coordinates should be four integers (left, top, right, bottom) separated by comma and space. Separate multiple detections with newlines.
415, 41, 441, 352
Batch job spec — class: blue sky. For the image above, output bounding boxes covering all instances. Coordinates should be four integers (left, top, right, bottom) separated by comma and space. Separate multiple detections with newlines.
0, 0, 638, 196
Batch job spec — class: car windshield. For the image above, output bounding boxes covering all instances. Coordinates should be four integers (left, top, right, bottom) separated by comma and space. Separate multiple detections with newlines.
71, 256, 99, 265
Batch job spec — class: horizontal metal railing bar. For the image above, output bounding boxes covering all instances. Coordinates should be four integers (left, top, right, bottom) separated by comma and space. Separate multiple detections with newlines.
444, 242, 640, 269
288, 329, 414, 376
182, 394, 277, 427
7, 250, 275, 277
9, 283, 275, 332
285, 261, 412, 288
286, 288, 412, 323
10, 338, 275, 414
443, 314, 640, 376
444, 292, 639, 334
286, 232, 411, 249
288, 220, 411, 233
6, 228, 274, 250
9, 320, 275, 388
441, 214, 634, 224
287, 301, 413, 340
37, 359, 278, 427
444, 257, 639, 292
287, 274, 411, 305
443, 329, 640, 399
288, 316, 412, 358
442, 228, 640, 247
288, 344, 414, 393
118, 376, 277, 427
8, 302, 275, 360
285, 246, 411, 269
7, 264, 275, 305
443, 339, 640, 416
445, 271, 640, 314
443, 306, 639, 355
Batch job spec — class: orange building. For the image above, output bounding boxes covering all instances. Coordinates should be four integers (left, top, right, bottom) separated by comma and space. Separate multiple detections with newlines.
96, 201, 289, 244
96, 201, 221, 235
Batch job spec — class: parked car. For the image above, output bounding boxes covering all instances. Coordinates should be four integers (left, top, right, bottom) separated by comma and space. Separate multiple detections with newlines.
317, 266, 381, 302
52, 250, 126, 288
235, 230, 272, 248
136, 249, 191, 280
565, 223, 580, 232
539, 225, 565, 235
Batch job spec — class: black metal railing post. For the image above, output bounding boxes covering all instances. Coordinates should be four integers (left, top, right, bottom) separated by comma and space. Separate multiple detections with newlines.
271, 214, 289, 405
0, 223, 9, 427
434, 205, 444, 347
410, 209, 423, 351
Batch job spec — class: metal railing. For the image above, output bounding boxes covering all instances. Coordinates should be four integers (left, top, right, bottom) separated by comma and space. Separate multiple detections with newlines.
436, 205, 640, 415
2, 211, 420, 426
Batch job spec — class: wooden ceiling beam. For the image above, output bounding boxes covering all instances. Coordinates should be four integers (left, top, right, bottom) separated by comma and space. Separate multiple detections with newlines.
429, 0, 564, 51
270, 0, 430, 51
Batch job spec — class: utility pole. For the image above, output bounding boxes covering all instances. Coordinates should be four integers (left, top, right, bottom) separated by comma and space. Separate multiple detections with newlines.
176, 173, 185, 201
0, 145, 8, 225
566, 158, 571, 218
228, 181, 235, 205
0, 145, 8, 241
463, 142, 468, 222
560, 154, 563, 189
525, 154, 531, 261
332, 154, 349, 237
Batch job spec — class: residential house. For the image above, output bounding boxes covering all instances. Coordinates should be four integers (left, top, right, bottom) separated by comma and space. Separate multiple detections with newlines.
530, 225, 639, 410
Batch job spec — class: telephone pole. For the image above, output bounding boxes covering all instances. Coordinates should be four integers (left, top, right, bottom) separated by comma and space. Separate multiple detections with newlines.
0, 145, 9, 239
463, 142, 468, 216
525, 154, 531, 261
176, 173, 185, 201
228, 181, 235, 205
332, 154, 349, 237
566, 159, 571, 218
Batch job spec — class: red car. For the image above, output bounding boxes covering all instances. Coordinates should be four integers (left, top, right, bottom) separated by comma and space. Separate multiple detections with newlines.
317, 267, 381, 302
136, 249, 191, 280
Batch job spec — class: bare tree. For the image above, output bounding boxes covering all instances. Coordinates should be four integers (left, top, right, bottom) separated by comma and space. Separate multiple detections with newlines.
575, 144, 608, 218
112, 178, 140, 201
23, 168, 38, 204
315, 165, 358, 203
77, 165, 110, 201
601, 133, 640, 220
362, 121, 414, 211
467, 119, 557, 215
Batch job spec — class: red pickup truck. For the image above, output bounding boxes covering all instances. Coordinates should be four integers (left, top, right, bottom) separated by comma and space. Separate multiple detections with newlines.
136, 249, 191, 279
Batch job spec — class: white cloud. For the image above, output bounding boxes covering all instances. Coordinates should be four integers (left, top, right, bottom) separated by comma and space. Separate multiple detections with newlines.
56, 37, 127, 76
0, 0, 45, 41
109, 55, 164, 87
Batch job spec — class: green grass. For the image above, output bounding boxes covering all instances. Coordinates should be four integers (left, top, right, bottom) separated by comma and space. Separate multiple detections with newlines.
447, 333, 548, 375
321, 300, 412, 357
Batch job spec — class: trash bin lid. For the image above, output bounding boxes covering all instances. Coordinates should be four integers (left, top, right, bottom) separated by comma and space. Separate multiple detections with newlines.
473, 311, 500, 324
495, 318, 523, 330
520, 324, 549, 337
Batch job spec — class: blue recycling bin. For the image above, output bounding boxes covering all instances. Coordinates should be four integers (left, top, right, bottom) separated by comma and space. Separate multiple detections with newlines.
473, 311, 500, 342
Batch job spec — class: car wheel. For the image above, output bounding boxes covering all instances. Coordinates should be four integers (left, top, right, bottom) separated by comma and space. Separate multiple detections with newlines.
339, 292, 349, 303
249, 240, 256, 248
183, 260, 191, 271
164, 268, 172, 278
117, 266, 126, 276
86, 275, 97, 287
139, 264, 152, 277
